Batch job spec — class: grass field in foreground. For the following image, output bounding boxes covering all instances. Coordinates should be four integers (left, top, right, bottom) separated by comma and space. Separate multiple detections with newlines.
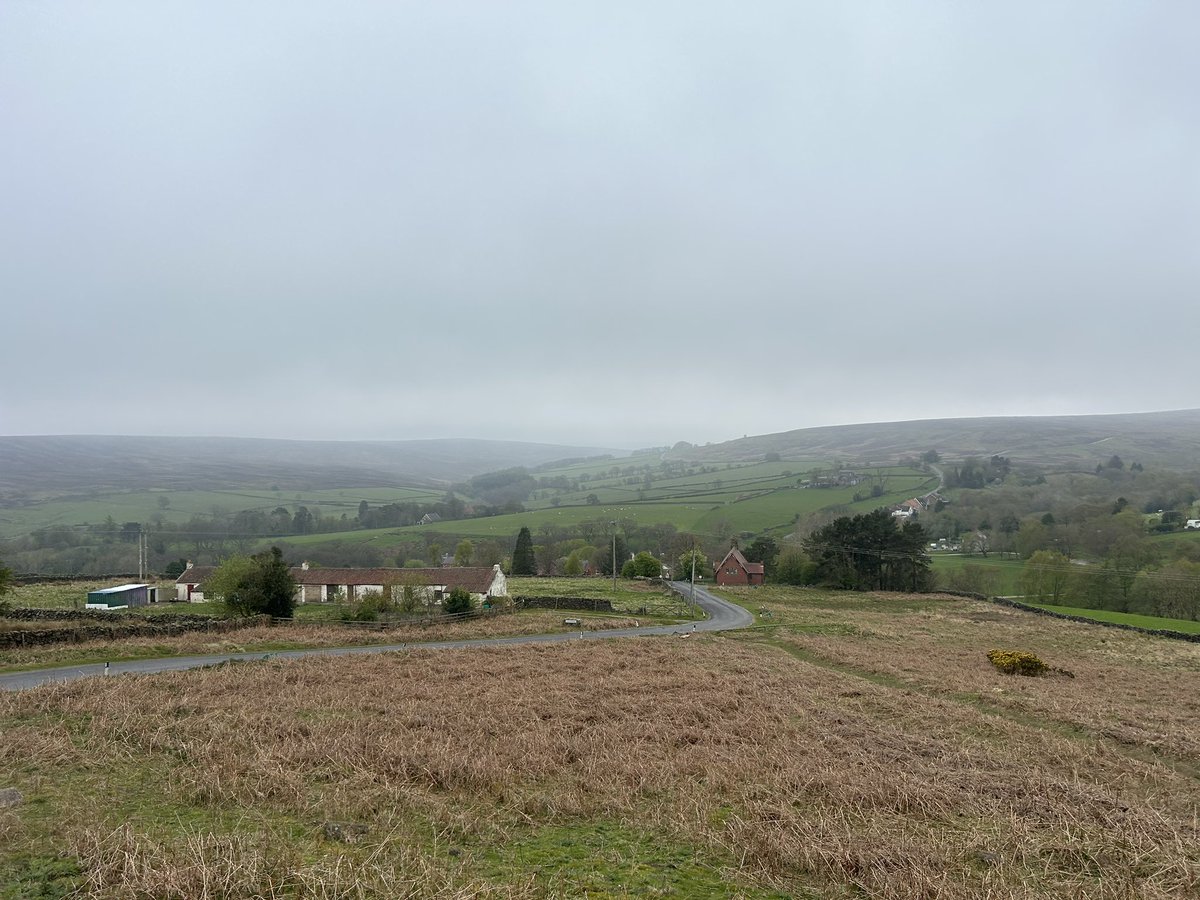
3, 587, 1200, 897
0, 609, 644, 675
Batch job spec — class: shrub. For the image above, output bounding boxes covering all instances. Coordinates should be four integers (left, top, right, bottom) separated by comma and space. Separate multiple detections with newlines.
443, 586, 474, 616
987, 649, 1048, 676
622, 551, 664, 579
210, 547, 296, 618
344, 589, 389, 622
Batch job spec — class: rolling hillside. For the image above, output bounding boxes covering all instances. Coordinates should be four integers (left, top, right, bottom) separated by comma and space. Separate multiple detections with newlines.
0, 435, 621, 496
671, 409, 1200, 470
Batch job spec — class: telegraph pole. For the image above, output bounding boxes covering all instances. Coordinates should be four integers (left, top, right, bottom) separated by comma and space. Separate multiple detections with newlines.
690, 544, 697, 603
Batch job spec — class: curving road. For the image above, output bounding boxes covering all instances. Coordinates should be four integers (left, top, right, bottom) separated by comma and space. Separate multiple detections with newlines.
0, 583, 752, 692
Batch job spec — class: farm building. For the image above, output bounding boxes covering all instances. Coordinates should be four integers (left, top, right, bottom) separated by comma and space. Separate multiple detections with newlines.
175, 562, 210, 602
175, 562, 507, 606
86, 583, 158, 609
291, 562, 507, 604
713, 547, 765, 586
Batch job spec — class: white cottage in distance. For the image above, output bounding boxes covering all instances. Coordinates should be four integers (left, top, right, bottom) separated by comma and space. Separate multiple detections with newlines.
176, 561, 507, 606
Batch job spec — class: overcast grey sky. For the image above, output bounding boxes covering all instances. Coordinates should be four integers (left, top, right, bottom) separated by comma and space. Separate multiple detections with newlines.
2, 2, 1196, 449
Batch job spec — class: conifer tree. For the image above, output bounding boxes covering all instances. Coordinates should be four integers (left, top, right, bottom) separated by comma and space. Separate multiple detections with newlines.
511, 526, 536, 575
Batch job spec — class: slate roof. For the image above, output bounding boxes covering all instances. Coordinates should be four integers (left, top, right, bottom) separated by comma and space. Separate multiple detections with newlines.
294, 566, 498, 593
176, 566, 216, 584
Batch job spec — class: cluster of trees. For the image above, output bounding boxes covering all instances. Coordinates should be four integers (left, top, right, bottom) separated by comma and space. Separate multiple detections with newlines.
621, 551, 665, 578
1020, 550, 1200, 621
944, 455, 1012, 489
925, 462, 1198, 553
915, 458, 1200, 613
461, 468, 537, 509
799, 509, 932, 591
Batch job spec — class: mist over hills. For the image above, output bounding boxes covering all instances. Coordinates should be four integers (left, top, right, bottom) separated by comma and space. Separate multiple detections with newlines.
0, 436, 621, 496
673, 409, 1200, 470
3, 409, 1199, 502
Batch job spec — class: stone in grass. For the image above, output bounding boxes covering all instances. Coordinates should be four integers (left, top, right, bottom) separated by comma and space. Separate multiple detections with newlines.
0, 788, 23, 808
322, 821, 370, 843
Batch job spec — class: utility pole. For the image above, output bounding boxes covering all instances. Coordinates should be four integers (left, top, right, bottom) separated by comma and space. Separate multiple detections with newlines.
690, 541, 697, 609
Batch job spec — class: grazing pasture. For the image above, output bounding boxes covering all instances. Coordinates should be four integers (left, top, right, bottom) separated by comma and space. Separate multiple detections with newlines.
278, 464, 935, 548
0, 486, 446, 540
929, 553, 1025, 595
1021, 601, 1200, 635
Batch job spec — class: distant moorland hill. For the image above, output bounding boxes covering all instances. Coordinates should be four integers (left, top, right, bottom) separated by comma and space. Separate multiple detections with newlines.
671, 409, 1200, 470
0, 435, 621, 496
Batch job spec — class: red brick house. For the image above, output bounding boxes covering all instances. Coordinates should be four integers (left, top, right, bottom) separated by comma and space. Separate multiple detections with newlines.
714, 547, 765, 586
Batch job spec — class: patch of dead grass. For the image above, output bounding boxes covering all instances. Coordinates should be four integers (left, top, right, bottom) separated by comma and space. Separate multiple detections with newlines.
0, 611, 638, 672
2, 633, 1198, 898
737, 588, 1200, 765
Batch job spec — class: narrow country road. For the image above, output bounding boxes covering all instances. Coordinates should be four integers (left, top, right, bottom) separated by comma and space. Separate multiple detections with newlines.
0, 583, 753, 692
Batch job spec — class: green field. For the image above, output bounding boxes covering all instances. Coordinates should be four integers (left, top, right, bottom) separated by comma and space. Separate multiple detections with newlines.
1146, 529, 1200, 554
3, 455, 940, 578
0, 486, 446, 540
929, 554, 1025, 595
506, 576, 697, 618
278, 466, 936, 549
279, 501, 712, 546
1022, 602, 1200, 635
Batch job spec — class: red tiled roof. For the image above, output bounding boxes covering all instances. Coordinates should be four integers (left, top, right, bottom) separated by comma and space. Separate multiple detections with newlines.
716, 547, 764, 575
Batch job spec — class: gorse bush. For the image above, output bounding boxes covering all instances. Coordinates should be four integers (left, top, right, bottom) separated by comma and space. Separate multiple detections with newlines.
987, 649, 1048, 676
987, 649, 1074, 678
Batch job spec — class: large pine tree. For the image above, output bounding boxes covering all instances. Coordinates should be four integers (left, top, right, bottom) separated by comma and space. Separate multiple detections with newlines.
511, 526, 536, 575
802, 508, 931, 592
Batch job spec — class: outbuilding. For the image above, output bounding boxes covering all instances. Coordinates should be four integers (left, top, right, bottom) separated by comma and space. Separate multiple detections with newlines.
86, 583, 158, 609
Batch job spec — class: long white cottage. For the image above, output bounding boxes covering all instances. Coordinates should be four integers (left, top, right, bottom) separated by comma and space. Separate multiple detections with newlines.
175, 561, 507, 605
